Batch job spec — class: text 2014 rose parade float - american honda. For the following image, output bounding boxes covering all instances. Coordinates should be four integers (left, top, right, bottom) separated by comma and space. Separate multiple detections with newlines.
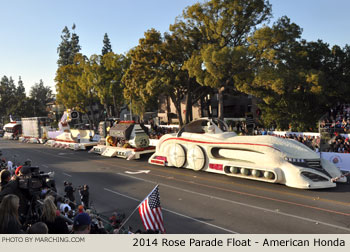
148, 118, 346, 189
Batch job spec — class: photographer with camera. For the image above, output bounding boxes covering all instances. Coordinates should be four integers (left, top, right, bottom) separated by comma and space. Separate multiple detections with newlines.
64, 181, 76, 208
78, 184, 89, 209
0, 162, 56, 226
0, 167, 32, 222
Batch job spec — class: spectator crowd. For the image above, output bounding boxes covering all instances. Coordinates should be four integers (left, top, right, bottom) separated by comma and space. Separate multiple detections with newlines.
0, 158, 133, 234
320, 103, 350, 133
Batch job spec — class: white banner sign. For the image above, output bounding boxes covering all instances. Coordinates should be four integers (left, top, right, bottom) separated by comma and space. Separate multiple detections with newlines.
321, 152, 350, 172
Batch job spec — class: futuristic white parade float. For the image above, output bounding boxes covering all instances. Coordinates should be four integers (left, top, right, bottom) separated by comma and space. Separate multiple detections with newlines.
148, 118, 347, 189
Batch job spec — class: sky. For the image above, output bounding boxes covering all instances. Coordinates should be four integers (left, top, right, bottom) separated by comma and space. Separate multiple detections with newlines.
1, 0, 349, 95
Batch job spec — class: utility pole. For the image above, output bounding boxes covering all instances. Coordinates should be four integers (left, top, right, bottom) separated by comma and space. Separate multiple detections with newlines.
130, 99, 132, 121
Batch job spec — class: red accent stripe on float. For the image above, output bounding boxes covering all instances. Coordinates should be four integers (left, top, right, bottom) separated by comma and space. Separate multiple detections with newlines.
53, 139, 76, 143
150, 159, 165, 165
209, 163, 223, 171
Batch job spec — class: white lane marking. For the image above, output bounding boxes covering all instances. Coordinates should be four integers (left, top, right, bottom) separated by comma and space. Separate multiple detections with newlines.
63, 172, 72, 177
117, 173, 350, 232
125, 170, 150, 175
58, 153, 74, 156
104, 188, 141, 202
42, 164, 49, 168
104, 187, 237, 234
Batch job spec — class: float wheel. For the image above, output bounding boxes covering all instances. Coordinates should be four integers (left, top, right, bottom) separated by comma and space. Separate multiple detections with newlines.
187, 145, 206, 171
168, 143, 186, 168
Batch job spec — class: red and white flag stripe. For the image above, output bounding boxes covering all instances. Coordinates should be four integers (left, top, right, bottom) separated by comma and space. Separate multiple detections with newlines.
138, 185, 165, 233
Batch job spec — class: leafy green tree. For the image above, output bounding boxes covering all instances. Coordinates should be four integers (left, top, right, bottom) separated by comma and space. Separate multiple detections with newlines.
0, 76, 17, 120
239, 17, 349, 131
28, 80, 54, 116
123, 28, 209, 126
168, 21, 215, 124
56, 53, 102, 127
123, 29, 164, 120
328, 45, 350, 103
74, 54, 102, 126
56, 54, 89, 110
57, 26, 71, 67
181, 0, 272, 120
56, 63, 81, 110
56, 25, 91, 122
101, 52, 130, 117
102, 33, 113, 55
78, 52, 129, 120
15, 76, 27, 117
57, 24, 81, 67
56, 25, 84, 111
69, 24, 81, 64
16, 76, 25, 96
158, 31, 212, 125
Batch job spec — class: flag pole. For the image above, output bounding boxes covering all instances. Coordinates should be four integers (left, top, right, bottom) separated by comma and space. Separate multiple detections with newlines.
117, 184, 159, 233
117, 204, 140, 233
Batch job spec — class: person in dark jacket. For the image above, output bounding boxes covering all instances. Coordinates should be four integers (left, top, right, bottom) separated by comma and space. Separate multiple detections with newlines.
0, 194, 24, 234
64, 181, 76, 205
79, 185, 89, 209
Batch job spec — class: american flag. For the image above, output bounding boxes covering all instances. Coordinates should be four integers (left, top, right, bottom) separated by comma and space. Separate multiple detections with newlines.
138, 185, 165, 233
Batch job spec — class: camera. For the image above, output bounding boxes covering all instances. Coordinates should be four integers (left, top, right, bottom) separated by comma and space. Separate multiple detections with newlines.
18, 166, 55, 196
78, 184, 89, 191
